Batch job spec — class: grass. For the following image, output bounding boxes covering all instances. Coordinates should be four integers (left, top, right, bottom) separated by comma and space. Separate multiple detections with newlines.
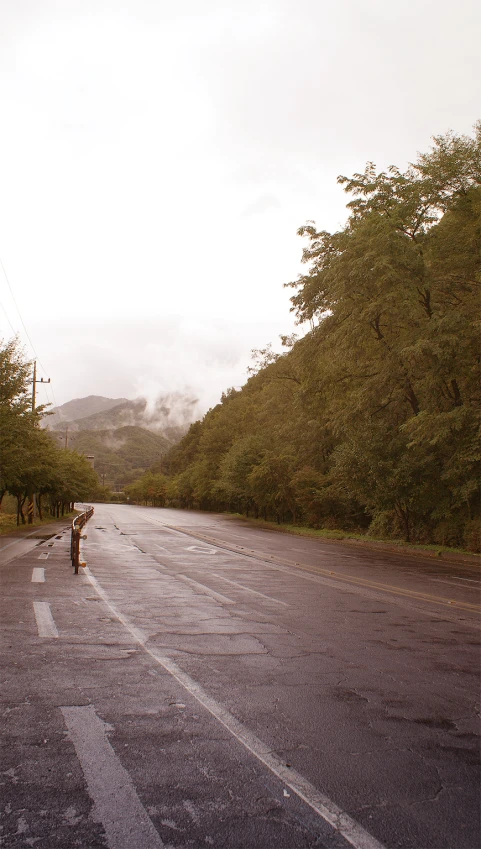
225, 514, 480, 560
0, 510, 77, 537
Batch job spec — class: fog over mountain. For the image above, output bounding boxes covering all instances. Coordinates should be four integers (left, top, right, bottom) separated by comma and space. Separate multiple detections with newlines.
49, 392, 200, 437
46, 393, 198, 489
49, 395, 129, 423
31, 314, 281, 415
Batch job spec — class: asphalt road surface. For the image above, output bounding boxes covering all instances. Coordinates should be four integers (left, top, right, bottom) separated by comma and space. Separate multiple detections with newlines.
1, 503, 480, 849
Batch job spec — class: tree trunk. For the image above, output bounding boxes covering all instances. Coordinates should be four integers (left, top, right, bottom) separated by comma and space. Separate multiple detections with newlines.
17, 495, 26, 525
395, 503, 411, 542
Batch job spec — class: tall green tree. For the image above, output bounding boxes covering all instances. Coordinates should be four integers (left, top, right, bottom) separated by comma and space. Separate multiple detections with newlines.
127, 125, 480, 550
1, 337, 100, 521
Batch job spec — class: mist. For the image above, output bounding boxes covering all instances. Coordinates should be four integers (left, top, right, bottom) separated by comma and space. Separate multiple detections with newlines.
31, 313, 297, 415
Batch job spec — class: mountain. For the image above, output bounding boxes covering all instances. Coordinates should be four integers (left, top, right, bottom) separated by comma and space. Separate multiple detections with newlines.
60, 426, 171, 489
49, 394, 198, 439
45, 394, 199, 490
49, 395, 129, 426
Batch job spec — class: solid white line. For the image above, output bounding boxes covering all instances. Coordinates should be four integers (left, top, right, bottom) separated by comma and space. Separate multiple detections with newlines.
61, 705, 164, 849
31, 567, 45, 583
33, 601, 58, 638
177, 574, 235, 605
208, 571, 289, 606
84, 568, 386, 849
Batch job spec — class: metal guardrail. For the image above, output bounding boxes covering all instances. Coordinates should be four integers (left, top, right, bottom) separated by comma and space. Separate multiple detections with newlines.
71, 506, 95, 574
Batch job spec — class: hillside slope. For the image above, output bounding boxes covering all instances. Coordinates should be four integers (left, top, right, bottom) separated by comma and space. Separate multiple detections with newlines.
50, 394, 198, 441
50, 395, 128, 426
47, 393, 199, 490
55, 426, 171, 489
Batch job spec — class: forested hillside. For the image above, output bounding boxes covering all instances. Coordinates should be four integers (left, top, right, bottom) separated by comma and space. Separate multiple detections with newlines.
49, 395, 128, 424
50, 393, 197, 438
47, 394, 195, 491
145, 127, 480, 551
65, 426, 171, 490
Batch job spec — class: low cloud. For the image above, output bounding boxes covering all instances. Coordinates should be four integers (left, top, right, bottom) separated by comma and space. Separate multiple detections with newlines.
31, 313, 298, 415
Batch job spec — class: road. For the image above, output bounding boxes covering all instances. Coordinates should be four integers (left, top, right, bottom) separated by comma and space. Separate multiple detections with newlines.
1, 503, 480, 849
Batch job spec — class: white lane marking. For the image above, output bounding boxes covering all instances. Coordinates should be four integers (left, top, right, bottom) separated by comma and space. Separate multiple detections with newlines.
430, 577, 481, 590
177, 574, 235, 605
84, 542, 138, 551
185, 545, 217, 554
208, 572, 289, 606
38, 552, 49, 560
33, 601, 59, 638
0, 528, 50, 551
31, 568, 45, 583
61, 705, 164, 849
164, 523, 360, 564
84, 568, 386, 849
453, 575, 481, 584
450, 576, 481, 583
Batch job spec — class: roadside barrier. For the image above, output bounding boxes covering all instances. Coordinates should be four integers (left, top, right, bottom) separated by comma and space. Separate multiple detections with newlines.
71, 506, 95, 574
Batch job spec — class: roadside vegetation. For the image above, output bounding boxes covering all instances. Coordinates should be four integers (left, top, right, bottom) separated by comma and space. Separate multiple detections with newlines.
127, 126, 481, 552
0, 338, 100, 527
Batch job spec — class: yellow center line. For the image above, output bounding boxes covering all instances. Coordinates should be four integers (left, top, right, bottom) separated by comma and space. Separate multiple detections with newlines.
287, 561, 480, 612
165, 526, 480, 614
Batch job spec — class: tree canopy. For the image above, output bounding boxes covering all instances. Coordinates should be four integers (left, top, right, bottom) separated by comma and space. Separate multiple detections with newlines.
143, 125, 480, 551
0, 338, 99, 523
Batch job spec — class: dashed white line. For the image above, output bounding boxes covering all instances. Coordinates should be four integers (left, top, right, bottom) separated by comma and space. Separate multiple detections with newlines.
61, 705, 164, 849
430, 577, 481, 590
208, 572, 289, 606
38, 552, 49, 560
31, 568, 45, 583
84, 567, 386, 849
451, 576, 481, 583
33, 601, 58, 637
177, 574, 235, 605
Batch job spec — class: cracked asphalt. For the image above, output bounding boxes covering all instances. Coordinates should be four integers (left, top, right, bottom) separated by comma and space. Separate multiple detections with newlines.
1, 503, 480, 849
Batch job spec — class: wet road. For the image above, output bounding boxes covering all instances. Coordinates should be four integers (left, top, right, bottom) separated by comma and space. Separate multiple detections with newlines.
1, 503, 480, 849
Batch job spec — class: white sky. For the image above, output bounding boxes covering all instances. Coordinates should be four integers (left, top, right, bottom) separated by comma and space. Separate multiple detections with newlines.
0, 0, 479, 414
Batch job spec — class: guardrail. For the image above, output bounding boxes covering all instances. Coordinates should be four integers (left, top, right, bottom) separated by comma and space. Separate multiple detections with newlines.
71, 506, 95, 574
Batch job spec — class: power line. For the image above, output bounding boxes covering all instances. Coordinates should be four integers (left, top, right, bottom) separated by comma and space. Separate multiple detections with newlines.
0, 256, 74, 432
0, 298, 17, 335
0, 256, 51, 380
0, 255, 62, 416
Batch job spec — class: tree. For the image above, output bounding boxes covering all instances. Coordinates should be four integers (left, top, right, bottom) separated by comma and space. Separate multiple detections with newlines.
285, 125, 480, 543
216, 435, 265, 514
1, 337, 99, 521
127, 125, 480, 550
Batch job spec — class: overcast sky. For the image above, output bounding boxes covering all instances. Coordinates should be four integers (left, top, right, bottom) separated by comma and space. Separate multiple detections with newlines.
0, 0, 479, 415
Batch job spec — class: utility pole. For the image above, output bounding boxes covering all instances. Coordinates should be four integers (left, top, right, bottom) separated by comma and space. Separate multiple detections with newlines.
32, 360, 36, 411
29, 361, 51, 523
31, 360, 51, 411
